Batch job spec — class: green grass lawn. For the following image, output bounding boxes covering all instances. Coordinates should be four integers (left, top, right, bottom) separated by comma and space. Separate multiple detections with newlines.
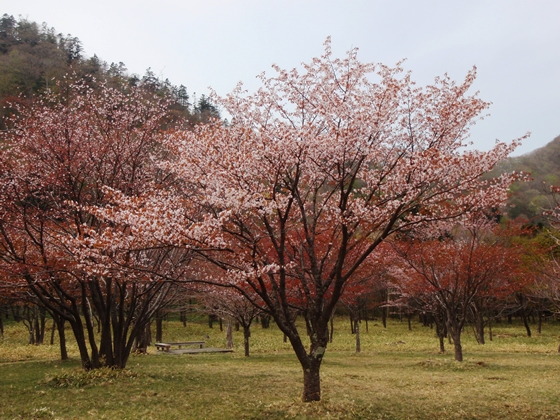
1, 315, 560, 419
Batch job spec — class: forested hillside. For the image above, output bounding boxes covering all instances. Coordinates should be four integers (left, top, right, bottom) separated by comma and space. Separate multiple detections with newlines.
499, 135, 560, 224
0, 13, 218, 128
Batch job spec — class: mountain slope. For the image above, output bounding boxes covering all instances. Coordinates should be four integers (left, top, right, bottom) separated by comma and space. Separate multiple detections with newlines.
502, 135, 560, 224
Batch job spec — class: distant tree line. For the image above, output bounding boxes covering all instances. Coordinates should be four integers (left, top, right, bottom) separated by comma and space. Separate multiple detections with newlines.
0, 13, 219, 129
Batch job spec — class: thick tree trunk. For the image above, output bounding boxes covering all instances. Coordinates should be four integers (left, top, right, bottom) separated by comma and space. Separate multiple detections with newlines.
302, 359, 322, 402
278, 313, 329, 402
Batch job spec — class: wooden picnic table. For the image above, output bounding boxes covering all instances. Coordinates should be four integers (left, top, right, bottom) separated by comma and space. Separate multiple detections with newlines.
155, 341, 205, 352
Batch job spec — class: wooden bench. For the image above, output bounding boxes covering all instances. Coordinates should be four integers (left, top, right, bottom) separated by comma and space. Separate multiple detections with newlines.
155, 341, 205, 352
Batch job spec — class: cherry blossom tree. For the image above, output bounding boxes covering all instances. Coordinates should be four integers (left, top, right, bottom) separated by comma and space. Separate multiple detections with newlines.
194, 284, 262, 356
91, 40, 523, 400
0, 79, 185, 369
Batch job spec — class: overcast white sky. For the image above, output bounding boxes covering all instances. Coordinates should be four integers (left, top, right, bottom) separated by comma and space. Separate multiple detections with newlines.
3, 0, 559, 155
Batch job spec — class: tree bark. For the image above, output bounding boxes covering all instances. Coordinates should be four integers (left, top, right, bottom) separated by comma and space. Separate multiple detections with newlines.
260, 315, 271, 328
474, 304, 485, 344
517, 294, 532, 337
69, 318, 94, 370
522, 314, 532, 337
439, 334, 445, 353
453, 331, 463, 362
446, 306, 464, 362
302, 357, 322, 402
50, 320, 56, 345
226, 318, 233, 349
274, 310, 329, 402
133, 322, 151, 354
434, 315, 446, 353
355, 318, 361, 353
34, 306, 46, 345
156, 311, 164, 342
243, 325, 251, 357
53, 313, 68, 361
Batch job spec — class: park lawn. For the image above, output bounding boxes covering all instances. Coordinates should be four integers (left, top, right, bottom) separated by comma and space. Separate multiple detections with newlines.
1, 316, 560, 419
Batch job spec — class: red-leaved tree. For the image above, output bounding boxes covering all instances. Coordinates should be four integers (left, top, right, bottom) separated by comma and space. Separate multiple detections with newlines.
391, 217, 531, 361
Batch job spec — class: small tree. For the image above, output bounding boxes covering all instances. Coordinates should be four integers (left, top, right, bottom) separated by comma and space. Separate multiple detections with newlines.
196, 285, 262, 356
